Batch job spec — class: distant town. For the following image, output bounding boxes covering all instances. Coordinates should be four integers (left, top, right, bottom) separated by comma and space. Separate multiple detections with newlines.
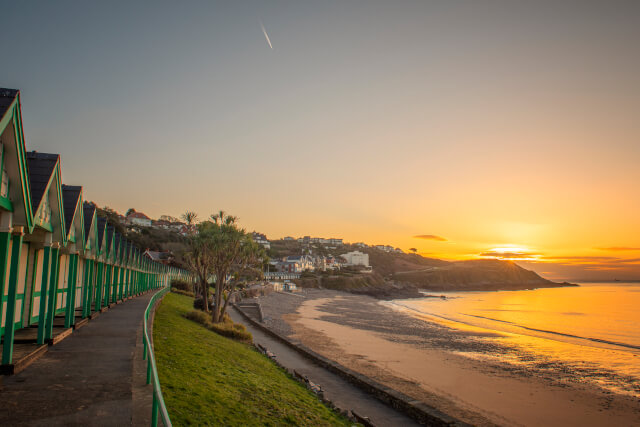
118, 208, 406, 275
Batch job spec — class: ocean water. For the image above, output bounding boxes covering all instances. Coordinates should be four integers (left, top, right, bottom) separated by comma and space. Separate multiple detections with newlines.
386, 282, 640, 396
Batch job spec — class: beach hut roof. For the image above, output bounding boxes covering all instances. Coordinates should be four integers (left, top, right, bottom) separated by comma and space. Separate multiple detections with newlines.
83, 202, 96, 241
0, 88, 19, 120
61, 185, 82, 233
26, 152, 58, 212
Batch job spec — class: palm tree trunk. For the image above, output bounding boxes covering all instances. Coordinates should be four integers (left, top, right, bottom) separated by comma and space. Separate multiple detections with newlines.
203, 280, 210, 312
213, 275, 225, 323
220, 290, 234, 320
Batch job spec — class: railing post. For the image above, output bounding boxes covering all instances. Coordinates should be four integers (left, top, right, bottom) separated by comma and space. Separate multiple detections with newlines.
151, 392, 159, 427
142, 334, 147, 360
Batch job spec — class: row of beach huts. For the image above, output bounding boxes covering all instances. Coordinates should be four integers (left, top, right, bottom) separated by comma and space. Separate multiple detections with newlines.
0, 88, 189, 373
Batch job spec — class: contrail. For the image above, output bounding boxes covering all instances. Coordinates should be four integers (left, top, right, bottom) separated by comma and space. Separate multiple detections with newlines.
260, 21, 273, 49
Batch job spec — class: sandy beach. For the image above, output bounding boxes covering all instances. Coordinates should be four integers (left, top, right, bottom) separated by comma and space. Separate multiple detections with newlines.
254, 290, 640, 426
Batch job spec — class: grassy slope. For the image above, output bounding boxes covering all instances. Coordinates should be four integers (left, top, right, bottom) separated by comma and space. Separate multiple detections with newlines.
153, 293, 350, 426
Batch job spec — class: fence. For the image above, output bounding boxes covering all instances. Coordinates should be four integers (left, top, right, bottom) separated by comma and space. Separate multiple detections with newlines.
142, 286, 172, 426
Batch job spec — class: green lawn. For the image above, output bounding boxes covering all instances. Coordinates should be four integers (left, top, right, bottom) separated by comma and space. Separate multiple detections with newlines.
153, 292, 351, 426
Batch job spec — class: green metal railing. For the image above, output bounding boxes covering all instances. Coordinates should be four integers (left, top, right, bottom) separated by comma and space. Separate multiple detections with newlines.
143, 286, 172, 427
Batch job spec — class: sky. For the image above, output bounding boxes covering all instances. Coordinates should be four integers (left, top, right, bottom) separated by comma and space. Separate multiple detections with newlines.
1, 1, 639, 281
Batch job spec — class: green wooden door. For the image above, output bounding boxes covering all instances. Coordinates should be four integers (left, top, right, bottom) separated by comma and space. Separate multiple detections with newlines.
28, 248, 45, 325
1, 242, 29, 333
55, 255, 69, 315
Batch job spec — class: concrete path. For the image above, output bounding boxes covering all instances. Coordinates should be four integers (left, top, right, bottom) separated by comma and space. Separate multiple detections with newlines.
0, 292, 155, 426
229, 307, 421, 427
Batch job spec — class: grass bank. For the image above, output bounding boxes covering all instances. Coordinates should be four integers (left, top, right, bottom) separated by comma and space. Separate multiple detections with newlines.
153, 292, 350, 426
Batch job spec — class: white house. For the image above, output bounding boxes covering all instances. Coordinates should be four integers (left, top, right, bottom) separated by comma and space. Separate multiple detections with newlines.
127, 211, 152, 227
252, 232, 271, 250
341, 251, 370, 267
286, 255, 314, 271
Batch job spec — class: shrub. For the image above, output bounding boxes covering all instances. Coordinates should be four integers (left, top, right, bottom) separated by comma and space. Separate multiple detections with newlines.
193, 297, 214, 311
184, 309, 252, 342
184, 310, 211, 327
171, 279, 193, 292
208, 322, 252, 342
171, 288, 195, 297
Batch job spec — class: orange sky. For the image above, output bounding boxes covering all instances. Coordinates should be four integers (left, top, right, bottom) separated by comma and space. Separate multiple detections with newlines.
4, 2, 639, 281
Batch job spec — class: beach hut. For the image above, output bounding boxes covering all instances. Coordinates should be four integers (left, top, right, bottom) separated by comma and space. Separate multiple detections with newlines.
81, 202, 98, 318
0, 89, 35, 365
24, 151, 66, 345
60, 185, 84, 328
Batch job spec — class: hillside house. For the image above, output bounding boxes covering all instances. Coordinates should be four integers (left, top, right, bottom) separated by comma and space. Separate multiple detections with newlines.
251, 232, 270, 250
341, 251, 370, 267
126, 211, 151, 227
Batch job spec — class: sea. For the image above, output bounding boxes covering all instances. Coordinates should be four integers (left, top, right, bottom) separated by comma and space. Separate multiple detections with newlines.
386, 282, 640, 396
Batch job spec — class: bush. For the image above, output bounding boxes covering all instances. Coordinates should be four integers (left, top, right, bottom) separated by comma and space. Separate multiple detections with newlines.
185, 310, 211, 326
208, 322, 252, 342
184, 310, 252, 342
171, 279, 193, 292
193, 297, 214, 311
171, 288, 195, 297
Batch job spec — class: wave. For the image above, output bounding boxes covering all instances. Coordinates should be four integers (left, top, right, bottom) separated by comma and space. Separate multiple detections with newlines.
387, 301, 640, 351
461, 313, 640, 351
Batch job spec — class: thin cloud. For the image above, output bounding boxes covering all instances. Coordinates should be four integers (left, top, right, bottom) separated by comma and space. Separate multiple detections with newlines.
596, 247, 640, 251
541, 255, 619, 261
536, 255, 640, 267
413, 234, 447, 241
260, 20, 273, 49
609, 257, 640, 264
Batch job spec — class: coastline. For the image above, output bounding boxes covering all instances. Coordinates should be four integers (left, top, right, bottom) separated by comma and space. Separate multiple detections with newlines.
313, 277, 580, 301
252, 289, 640, 426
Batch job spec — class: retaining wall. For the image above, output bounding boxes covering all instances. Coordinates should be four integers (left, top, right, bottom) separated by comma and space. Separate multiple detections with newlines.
233, 304, 469, 427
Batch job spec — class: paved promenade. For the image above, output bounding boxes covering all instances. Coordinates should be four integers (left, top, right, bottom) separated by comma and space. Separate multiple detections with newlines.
229, 307, 421, 426
0, 292, 154, 426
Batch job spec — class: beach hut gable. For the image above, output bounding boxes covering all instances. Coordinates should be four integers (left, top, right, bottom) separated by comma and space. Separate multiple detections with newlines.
96, 217, 107, 258
61, 185, 84, 250
82, 202, 97, 256
26, 152, 66, 244
0, 88, 34, 229
105, 226, 115, 261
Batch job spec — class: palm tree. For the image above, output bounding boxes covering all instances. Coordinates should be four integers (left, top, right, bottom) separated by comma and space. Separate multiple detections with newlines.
210, 210, 237, 226
183, 212, 264, 323
181, 210, 198, 226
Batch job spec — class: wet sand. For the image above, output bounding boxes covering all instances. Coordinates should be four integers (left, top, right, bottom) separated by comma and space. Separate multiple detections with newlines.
254, 290, 640, 426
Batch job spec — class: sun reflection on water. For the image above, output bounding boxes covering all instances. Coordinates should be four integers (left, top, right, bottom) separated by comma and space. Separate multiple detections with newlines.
386, 283, 640, 396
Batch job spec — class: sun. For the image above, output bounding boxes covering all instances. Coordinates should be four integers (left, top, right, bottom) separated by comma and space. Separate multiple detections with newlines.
481, 245, 541, 261
490, 246, 530, 254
